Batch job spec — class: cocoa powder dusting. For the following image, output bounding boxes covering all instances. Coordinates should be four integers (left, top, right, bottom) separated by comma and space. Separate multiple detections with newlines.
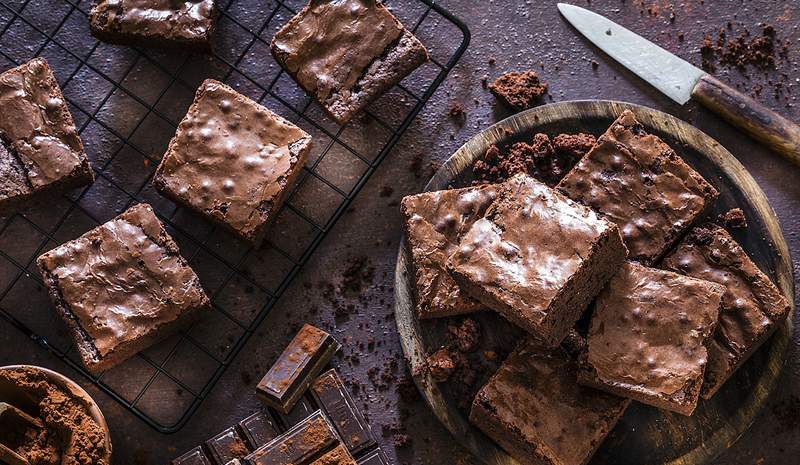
0, 368, 109, 465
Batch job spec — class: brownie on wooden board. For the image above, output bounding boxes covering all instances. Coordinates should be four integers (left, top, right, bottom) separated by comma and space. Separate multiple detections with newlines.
558, 110, 718, 265
0, 58, 93, 211
662, 224, 791, 399
153, 79, 311, 247
447, 173, 627, 347
400, 185, 498, 319
89, 0, 218, 51
36, 203, 210, 374
579, 262, 724, 416
470, 338, 629, 465
270, 0, 428, 125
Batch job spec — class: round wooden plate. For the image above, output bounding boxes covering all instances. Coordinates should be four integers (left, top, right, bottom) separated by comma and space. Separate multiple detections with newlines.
394, 100, 794, 465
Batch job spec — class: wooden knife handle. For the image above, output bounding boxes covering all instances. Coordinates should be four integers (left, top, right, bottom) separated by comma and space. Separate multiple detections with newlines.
692, 74, 800, 165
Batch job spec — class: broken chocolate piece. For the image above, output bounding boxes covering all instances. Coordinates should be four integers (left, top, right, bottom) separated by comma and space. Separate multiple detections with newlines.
311, 370, 376, 456
205, 426, 248, 465
238, 410, 280, 450
171, 447, 212, 465
244, 410, 340, 465
256, 324, 341, 413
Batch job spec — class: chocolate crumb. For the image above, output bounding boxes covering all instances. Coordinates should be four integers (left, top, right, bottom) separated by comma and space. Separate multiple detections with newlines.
426, 348, 456, 383
379, 186, 394, 198
489, 71, 548, 111
719, 208, 748, 229
447, 318, 481, 353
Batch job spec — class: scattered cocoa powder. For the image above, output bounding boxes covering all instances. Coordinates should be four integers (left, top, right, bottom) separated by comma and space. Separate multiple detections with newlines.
719, 208, 748, 229
0, 367, 110, 465
489, 71, 548, 111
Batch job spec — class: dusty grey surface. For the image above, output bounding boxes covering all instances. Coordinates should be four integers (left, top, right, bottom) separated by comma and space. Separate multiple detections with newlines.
1, 1, 799, 464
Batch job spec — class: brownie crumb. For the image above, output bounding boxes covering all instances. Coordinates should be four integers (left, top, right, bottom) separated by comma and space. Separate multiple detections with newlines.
449, 100, 467, 119
340, 256, 374, 294
591, 59, 599, 69
700, 24, 786, 73
426, 348, 456, 382
489, 71, 548, 111
379, 186, 394, 197
447, 318, 481, 353
472, 132, 592, 186
719, 208, 748, 229
688, 226, 715, 246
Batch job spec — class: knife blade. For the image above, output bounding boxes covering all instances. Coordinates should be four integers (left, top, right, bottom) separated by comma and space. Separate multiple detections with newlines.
558, 3, 800, 164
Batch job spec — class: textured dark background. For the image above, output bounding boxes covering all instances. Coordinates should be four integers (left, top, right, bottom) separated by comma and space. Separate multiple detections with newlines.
1, 1, 800, 464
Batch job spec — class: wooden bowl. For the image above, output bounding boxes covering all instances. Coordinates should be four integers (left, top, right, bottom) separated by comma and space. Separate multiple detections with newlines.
394, 100, 794, 465
0, 365, 112, 463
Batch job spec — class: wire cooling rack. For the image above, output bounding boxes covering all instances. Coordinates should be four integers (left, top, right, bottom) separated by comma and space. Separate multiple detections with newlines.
0, 0, 469, 432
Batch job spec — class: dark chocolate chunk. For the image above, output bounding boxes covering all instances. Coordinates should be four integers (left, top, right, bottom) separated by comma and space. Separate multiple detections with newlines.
356, 448, 389, 465
256, 324, 341, 413
171, 446, 212, 465
311, 370, 375, 456
238, 410, 280, 450
205, 426, 249, 465
278, 395, 317, 427
244, 410, 339, 465
308, 444, 356, 465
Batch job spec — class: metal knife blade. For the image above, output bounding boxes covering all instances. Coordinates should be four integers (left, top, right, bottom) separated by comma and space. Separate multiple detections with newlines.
557, 3, 705, 105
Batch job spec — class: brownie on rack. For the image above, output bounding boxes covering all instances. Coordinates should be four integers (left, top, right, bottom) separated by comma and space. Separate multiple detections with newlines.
447, 173, 627, 347
271, 0, 428, 124
0, 58, 93, 211
662, 224, 791, 399
153, 79, 312, 247
89, 0, 218, 51
36, 203, 210, 374
558, 110, 718, 265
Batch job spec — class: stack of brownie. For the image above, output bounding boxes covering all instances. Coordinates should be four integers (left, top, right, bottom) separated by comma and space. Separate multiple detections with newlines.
172, 325, 388, 465
401, 110, 791, 465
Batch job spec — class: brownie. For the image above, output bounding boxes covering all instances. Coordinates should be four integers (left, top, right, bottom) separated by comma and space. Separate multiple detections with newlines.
447, 173, 627, 347
579, 262, 724, 416
558, 110, 719, 265
662, 224, 791, 399
153, 79, 312, 246
270, 0, 428, 125
489, 71, 548, 111
36, 203, 211, 374
89, 0, 217, 51
0, 58, 93, 210
400, 185, 498, 319
470, 338, 629, 465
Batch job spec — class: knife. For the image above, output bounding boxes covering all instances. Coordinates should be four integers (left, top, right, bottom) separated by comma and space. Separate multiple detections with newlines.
558, 3, 800, 165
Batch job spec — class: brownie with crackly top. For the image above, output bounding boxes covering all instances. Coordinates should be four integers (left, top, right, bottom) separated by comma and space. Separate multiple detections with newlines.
89, 0, 218, 51
153, 79, 312, 246
558, 110, 718, 265
400, 185, 498, 319
447, 173, 627, 347
36, 203, 210, 374
662, 224, 791, 399
0, 58, 93, 211
270, 0, 428, 124
470, 338, 629, 465
579, 262, 724, 416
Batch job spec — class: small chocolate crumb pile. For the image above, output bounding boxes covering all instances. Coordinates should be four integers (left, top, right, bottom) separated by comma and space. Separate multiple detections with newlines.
472, 132, 595, 186
719, 208, 748, 229
489, 71, 548, 111
701, 24, 789, 73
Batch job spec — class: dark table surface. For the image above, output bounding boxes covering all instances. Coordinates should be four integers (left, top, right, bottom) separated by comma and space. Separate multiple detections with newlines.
2, 1, 800, 464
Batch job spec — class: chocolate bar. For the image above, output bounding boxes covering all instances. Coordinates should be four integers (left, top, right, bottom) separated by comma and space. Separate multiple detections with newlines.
171, 446, 212, 465
311, 370, 376, 456
239, 410, 280, 450
244, 410, 342, 465
278, 395, 317, 427
310, 444, 357, 465
256, 324, 341, 413
205, 426, 249, 464
356, 448, 390, 465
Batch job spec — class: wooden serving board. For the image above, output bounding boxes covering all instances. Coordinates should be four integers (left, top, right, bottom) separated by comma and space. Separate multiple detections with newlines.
394, 100, 794, 465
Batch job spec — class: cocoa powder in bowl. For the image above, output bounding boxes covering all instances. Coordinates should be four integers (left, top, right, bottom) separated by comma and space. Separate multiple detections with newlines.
0, 367, 110, 465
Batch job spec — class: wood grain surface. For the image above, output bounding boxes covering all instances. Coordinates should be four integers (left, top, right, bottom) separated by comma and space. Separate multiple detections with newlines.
394, 100, 795, 465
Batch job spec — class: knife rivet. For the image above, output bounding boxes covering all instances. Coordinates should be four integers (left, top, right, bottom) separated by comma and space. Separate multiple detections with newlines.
605, 29, 612, 35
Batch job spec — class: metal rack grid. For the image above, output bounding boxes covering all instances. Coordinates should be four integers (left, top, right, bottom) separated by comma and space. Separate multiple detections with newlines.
0, 0, 469, 432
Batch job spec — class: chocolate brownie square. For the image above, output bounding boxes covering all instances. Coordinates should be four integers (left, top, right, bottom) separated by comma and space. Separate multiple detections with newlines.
400, 185, 498, 319
0, 58, 93, 210
153, 79, 312, 246
579, 262, 724, 415
89, 0, 218, 51
36, 203, 210, 374
270, 0, 428, 125
662, 224, 791, 399
448, 173, 627, 347
470, 338, 629, 465
558, 110, 719, 265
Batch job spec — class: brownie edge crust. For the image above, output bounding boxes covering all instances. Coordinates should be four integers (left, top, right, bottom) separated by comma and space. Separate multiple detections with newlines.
37, 203, 211, 374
